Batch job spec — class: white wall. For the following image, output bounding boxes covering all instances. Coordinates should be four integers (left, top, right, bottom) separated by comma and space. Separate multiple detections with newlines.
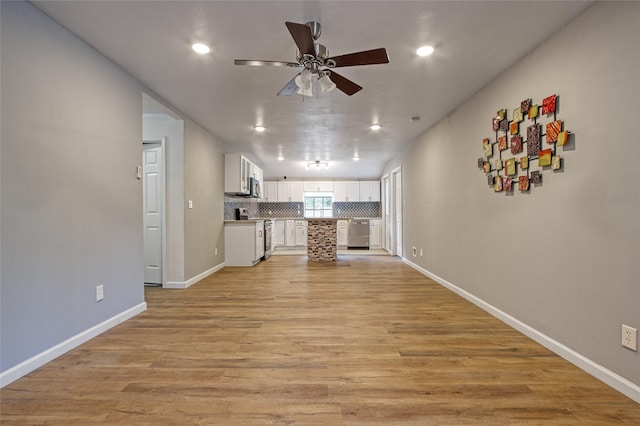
386, 1, 639, 392
1, 1, 145, 373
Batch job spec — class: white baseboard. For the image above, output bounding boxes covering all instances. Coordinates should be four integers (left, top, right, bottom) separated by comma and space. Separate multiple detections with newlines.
402, 258, 640, 404
0, 302, 147, 388
165, 261, 225, 289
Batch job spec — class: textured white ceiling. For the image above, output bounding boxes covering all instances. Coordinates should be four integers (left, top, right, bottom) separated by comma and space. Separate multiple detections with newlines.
34, 0, 592, 180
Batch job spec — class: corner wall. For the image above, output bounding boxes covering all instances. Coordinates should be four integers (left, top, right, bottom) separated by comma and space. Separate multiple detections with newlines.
1, 1, 145, 374
387, 1, 639, 391
184, 117, 226, 281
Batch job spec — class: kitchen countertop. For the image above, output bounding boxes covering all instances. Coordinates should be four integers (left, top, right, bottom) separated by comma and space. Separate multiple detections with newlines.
224, 219, 265, 224
224, 217, 382, 224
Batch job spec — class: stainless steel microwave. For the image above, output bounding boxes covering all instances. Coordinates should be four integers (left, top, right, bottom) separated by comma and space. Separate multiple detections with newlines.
249, 177, 261, 198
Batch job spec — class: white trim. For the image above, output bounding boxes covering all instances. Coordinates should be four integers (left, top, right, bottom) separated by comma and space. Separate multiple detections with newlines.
0, 302, 147, 388
165, 262, 225, 289
402, 258, 640, 404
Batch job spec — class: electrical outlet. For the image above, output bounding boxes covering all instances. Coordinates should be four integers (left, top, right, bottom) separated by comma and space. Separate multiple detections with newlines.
188, 200, 193, 209
412, 247, 417, 257
622, 325, 637, 351
420, 248, 423, 257
96, 285, 104, 302
214, 247, 218, 256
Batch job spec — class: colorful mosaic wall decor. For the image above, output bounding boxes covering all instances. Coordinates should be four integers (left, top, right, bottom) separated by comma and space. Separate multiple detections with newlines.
477, 94, 573, 194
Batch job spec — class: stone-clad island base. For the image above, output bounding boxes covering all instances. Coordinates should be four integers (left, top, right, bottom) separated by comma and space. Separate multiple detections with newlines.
306, 218, 338, 261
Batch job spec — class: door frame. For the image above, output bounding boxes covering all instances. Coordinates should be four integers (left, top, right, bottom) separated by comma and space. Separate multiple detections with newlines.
391, 166, 403, 258
143, 138, 167, 287
381, 173, 390, 253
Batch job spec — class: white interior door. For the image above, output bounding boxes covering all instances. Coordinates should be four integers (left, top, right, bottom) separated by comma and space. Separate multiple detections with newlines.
393, 169, 403, 257
382, 175, 390, 251
143, 142, 163, 284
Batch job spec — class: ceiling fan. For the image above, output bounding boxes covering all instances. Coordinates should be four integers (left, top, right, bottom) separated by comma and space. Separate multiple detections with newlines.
234, 21, 389, 96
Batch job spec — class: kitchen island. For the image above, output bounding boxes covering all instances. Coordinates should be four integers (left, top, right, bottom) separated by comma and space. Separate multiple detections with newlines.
306, 218, 339, 261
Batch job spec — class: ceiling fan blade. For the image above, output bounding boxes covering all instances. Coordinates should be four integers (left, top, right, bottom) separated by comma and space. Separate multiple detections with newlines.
328, 71, 362, 96
285, 22, 315, 56
234, 59, 300, 68
277, 74, 300, 96
328, 48, 389, 68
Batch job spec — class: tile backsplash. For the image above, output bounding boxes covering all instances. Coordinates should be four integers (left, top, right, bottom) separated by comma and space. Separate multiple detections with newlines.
332, 202, 381, 218
224, 196, 259, 220
258, 202, 304, 218
226, 198, 382, 220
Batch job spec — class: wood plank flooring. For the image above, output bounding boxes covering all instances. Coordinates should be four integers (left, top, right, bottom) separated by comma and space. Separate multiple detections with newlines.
2, 255, 639, 424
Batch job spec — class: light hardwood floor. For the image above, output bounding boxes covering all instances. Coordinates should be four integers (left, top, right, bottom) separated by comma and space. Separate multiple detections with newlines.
2, 255, 639, 424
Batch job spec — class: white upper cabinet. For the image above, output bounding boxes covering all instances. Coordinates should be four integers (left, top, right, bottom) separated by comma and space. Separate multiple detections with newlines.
262, 181, 278, 202
359, 181, 380, 202
333, 181, 360, 202
289, 182, 304, 201
276, 181, 304, 202
225, 153, 262, 195
303, 181, 334, 192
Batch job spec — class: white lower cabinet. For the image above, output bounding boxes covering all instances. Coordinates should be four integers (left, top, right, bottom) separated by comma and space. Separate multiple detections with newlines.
369, 219, 382, 249
337, 220, 349, 247
294, 220, 307, 247
225, 221, 264, 266
273, 219, 285, 246
255, 221, 264, 260
285, 220, 295, 246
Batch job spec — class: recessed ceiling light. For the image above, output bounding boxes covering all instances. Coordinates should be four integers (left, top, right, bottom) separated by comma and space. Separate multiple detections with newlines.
353, 156, 360, 162
416, 45, 434, 57
254, 125, 265, 132
192, 43, 210, 54
370, 124, 381, 131
277, 156, 284, 161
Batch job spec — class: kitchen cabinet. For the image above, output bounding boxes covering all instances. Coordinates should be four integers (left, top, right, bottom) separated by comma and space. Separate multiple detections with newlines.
273, 219, 285, 246
224, 220, 264, 266
303, 181, 334, 192
369, 219, 382, 249
255, 221, 265, 260
337, 220, 349, 247
359, 181, 380, 202
262, 181, 278, 202
225, 154, 263, 195
277, 181, 304, 202
285, 219, 295, 246
294, 220, 307, 246
333, 181, 360, 202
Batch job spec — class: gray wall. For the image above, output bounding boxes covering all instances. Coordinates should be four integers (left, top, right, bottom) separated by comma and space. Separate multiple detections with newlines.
184, 116, 225, 280
386, 2, 639, 385
1, 1, 145, 370
1, 0, 227, 374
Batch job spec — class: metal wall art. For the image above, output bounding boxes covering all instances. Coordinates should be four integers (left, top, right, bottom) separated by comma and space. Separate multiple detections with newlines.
477, 94, 573, 194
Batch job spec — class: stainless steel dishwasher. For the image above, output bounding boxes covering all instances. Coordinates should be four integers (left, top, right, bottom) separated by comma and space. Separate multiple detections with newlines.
348, 219, 370, 249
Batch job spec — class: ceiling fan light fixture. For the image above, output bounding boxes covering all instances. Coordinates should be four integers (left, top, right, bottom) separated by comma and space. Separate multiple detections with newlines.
295, 69, 313, 96
318, 72, 336, 93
